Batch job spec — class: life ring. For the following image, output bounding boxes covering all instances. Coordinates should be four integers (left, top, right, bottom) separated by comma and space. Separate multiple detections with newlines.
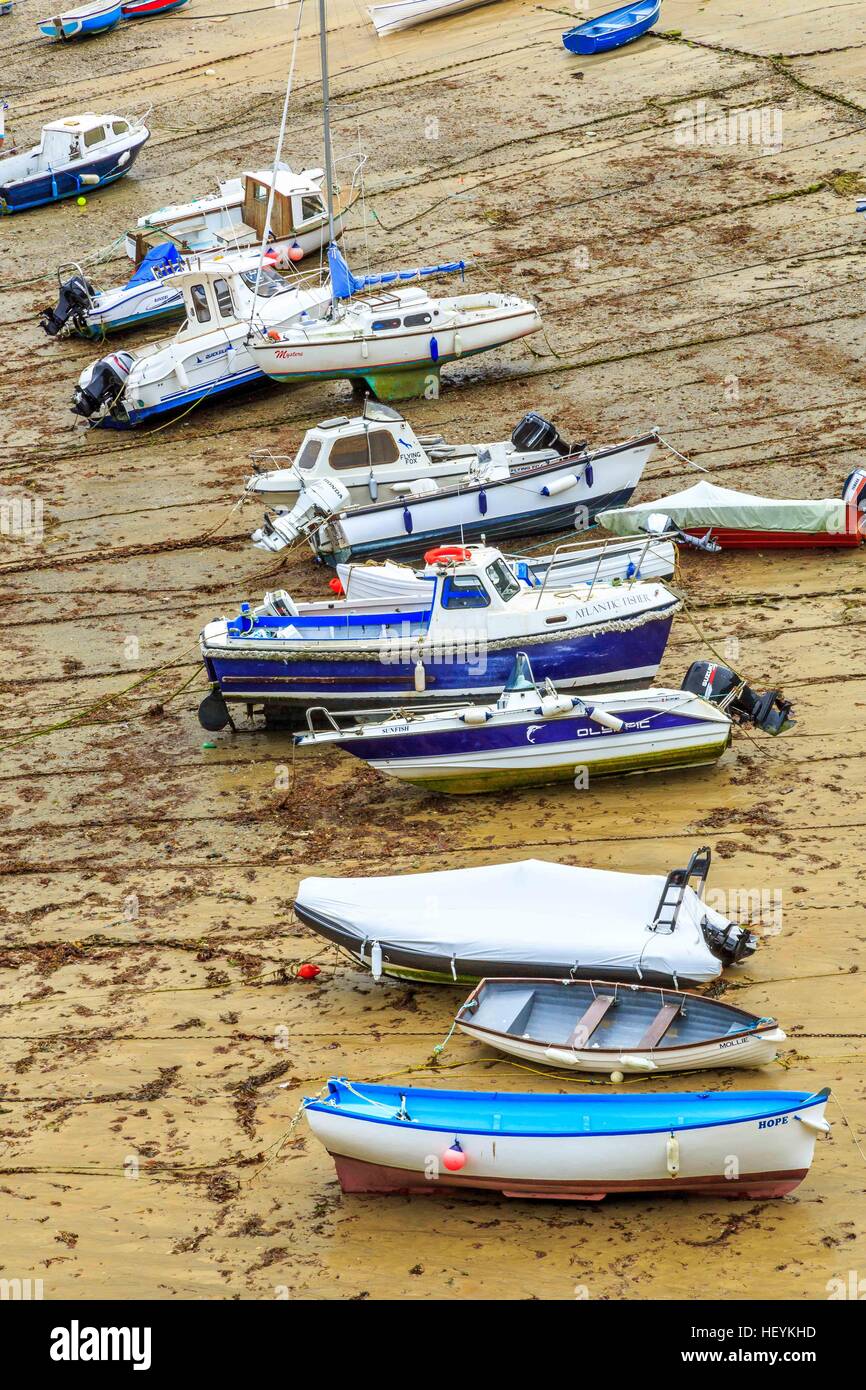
424, 545, 471, 565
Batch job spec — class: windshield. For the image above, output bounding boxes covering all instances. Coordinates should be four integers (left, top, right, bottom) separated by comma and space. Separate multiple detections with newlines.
240, 267, 287, 298
486, 559, 520, 602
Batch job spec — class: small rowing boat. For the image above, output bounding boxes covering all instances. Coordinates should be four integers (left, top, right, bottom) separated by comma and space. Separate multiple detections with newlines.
562, 0, 660, 56
293, 847, 758, 986
121, 0, 189, 15
456, 978, 786, 1075
39, 0, 123, 37
303, 1080, 830, 1200
599, 475, 866, 549
368, 0, 499, 37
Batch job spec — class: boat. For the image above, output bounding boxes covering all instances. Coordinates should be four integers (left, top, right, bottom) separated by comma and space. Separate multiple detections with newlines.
70, 255, 332, 426
293, 848, 759, 985
455, 977, 787, 1074
246, 404, 615, 511
248, 0, 540, 402
0, 112, 149, 214
368, 0, 500, 37
40, 243, 186, 338
196, 545, 681, 728
333, 531, 678, 602
251, 427, 657, 560
121, 0, 190, 15
293, 653, 744, 794
562, 0, 660, 56
304, 1080, 830, 1200
124, 163, 350, 265
39, 0, 123, 37
599, 474, 866, 549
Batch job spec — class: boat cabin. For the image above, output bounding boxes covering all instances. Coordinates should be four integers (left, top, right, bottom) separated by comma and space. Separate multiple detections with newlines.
285, 403, 436, 480
173, 258, 289, 339
16, 113, 131, 177
241, 167, 328, 242
422, 546, 524, 613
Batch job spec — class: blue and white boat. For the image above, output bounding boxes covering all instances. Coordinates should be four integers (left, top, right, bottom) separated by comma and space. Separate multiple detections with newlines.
294, 651, 735, 793
0, 111, 149, 214
562, 0, 660, 56
196, 544, 680, 728
303, 1079, 830, 1201
71, 254, 332, 425
39, 0, 123, 38
41, 243, 186, 338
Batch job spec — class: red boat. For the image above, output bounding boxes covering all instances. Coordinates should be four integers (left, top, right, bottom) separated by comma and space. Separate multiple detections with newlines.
121, 0, 189, 16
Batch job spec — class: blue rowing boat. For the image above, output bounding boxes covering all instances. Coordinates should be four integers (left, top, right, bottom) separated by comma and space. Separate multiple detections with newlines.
304, 1080, 831, 1200
39, 0, 123, 38
562, 0, 660, 56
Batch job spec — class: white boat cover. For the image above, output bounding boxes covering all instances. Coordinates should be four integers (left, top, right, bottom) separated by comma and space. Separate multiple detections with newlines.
598, 480, 845, 536
296, 859, 729, 982
337, 560, 433, 604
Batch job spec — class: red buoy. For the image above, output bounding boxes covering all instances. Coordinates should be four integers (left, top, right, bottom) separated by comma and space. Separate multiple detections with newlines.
442, 1140, 466, 1172
297, 963, 321, 981
287, 241, 304, 263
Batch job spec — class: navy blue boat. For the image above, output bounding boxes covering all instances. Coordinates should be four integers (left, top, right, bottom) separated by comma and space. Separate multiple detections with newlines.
0, 111, 149, 214
562, 0, 660, 56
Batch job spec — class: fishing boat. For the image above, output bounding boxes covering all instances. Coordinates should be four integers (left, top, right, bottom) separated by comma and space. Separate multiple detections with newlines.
455, 978, 787, 1075
70, 255, 332, 426
333, 531, 678, 602
39, 0, 123, 37
251, 427, 657, 560
0, 112, 149, 214
249, 0, 540, 401
599, 474, 866, 549
41, 243, 186, 338
121, 0, 189, 15
368, 0, 499, 37
296, 650, 794, 792
196, 545, 680, 728
562, 0, 660, 56
303, 1080, 830, 1200
293, 848, 759, 985
124, 163, 349, 265
247, 404, 605, 510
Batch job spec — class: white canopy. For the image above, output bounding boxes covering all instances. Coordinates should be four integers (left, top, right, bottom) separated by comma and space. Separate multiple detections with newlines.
599, 480, 845, 536
337, 561, 433, 604
296, 859, 728, 982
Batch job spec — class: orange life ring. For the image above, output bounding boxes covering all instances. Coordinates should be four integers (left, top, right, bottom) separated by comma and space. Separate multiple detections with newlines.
424, 545, 471, 565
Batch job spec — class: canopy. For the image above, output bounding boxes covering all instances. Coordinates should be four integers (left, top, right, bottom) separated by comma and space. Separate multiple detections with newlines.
337, 560, 434, 604
296, 859, 728, 982
327, 242, 466, 301
124, 242, 183, 289
598, 480, 845, 536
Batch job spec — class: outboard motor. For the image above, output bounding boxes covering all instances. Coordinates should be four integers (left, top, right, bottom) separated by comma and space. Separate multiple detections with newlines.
71, 352, 133, 421
251, 476, 351, 553
681, 660, 795, 735
641, 511, 721, 553
40, 273, 96, 337
702, 916, 758, 965
842, 467, 866, 514
511, 411, 575, 457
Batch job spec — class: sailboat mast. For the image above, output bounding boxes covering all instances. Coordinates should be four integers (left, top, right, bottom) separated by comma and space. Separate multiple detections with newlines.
318, 0, 337, 247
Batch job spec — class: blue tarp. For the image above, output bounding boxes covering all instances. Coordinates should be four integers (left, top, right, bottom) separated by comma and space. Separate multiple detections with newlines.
124, 242, 183, 289
327, 242, 466, 301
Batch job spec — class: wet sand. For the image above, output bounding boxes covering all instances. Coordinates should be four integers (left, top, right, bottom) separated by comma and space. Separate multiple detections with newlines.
1, 0, 865, 1299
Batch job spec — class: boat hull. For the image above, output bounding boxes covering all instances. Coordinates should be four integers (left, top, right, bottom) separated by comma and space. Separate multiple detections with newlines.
39, 3, 123, 36
305, 1083, 829, 1202
121, 0, 189, 14
562, 0, 660, 55
457, 1023, 785, 1074
369, 0, 499, 36
682, 525, 860, 549
0, 130, 146, 212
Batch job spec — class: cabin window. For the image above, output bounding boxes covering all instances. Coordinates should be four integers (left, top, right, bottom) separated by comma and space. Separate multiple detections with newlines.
404, 313, 432, 328
111, 120, 129, 136
441, 576, 490, 610
83, 126, 106, 148
240, 267, 285, 298
253, 183, 268, 203
190, 284, 211, 324
486, 559, 520, 602
213, 278, 234, 318
367, 430, 400, 465
372, 318, 401, 332
300, 197, 324, 223
296, 439, 322, 471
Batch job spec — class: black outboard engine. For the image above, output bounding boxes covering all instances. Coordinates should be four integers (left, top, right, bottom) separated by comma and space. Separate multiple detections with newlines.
71, 352, 133, 421
40, 273, 95, 337
702, 916, 758, 965
511, 411, 574, 457
681, 660, 795, 736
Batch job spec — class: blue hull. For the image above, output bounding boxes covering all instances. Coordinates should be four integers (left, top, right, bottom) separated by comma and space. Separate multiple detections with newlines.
39, 7, 122, 36
0, 140, 143, 212
98, 364, 266, 428
562, 0, 660, 55
205, 610, 677, 711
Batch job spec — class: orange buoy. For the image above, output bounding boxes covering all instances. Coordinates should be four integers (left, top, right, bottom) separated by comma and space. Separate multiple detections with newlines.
442, 1140, 466, 1172
329, 577, 345, 596
424, 545, 471, 566
297, 963, 321, 981
287, 241, 304, 263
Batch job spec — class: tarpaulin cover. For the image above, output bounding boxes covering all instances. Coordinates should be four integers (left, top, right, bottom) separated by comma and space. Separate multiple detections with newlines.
124, 242, 183, 289
598, 480, 845, 536
296, 859, 728, 982
337, 560, 434, 604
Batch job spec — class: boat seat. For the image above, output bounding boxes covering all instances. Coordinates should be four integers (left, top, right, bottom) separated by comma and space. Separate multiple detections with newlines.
567, 993, 615, 1048
636, 1002, 683, 1050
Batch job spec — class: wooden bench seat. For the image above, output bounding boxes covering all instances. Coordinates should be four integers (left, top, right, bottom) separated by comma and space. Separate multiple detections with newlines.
568, 993, 615, 1047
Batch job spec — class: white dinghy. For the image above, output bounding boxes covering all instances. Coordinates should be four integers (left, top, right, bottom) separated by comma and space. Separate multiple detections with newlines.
369, 0, 501, 37
455, 977, 787, 1075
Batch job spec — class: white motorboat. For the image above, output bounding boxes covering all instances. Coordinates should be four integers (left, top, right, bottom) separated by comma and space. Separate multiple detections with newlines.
41, 242, 187, 338
0, 110, 149, 213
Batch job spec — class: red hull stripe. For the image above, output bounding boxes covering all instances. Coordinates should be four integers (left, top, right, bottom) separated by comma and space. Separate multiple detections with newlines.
331, 1154, 808, 1201
682, 526, 859, 549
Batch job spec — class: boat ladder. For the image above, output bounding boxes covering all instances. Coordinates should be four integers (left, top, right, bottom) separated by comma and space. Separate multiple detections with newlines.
649, 846, 712, 935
